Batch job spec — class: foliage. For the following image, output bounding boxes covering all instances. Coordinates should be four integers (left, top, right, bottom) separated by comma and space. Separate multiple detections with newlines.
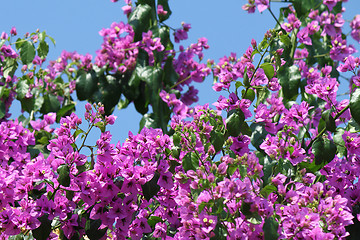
1, 0, 360, 239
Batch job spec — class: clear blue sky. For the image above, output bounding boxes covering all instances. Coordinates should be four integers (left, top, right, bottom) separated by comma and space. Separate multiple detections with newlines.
1, 0, 360, 145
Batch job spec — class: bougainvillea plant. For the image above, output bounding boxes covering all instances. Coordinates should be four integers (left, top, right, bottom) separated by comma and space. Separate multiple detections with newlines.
1, 0, 360, 239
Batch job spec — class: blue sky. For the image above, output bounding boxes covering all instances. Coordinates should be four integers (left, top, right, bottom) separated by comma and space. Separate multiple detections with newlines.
1, 0, 360, 145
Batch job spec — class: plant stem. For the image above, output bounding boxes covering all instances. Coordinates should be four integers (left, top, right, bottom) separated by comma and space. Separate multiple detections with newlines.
242, 41, 272, 99
268, 6, 286, 34
171, 74, 192, 89
305, 104, 350, 152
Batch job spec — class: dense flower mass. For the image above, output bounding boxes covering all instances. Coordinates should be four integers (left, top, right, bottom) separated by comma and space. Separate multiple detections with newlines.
1, 0, 360, 239
95, 22, 138, 73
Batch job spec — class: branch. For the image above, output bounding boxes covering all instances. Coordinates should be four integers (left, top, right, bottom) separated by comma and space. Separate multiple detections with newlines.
305, 104, 350, 152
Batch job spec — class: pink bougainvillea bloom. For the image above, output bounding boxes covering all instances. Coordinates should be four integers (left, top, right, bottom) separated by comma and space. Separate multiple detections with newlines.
242, 0, 256, 13
337, 55, 359, 72
10, 27, 17, 36
255, 0, 269, 13
1, 45, 18, 58
350, 15, 360, 42
174, 22, 191, 43
297, 27, 312, 45
323, 0, 338, 12
157, 5, 168, 16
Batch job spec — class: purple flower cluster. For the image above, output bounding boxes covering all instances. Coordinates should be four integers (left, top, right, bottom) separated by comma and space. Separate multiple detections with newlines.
212, 45, 281, 93
350, 15, 360, 42
172, 37, 211, 105
338, 55, 360, 87
95, 22, 138, 73
2, 0, 360, 238
274, 173, 353, 239
0, 96, 357, 239
0, 119, 45, 237
242, 0, 269, 13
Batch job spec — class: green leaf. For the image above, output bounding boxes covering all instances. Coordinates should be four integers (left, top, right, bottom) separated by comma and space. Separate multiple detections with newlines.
15, 38, 23, 50
74, 129, 85, 139
40, 94, 60, 114
157, 26, 172, 54
56, 103, 76, 122
317, 118, 326, 133
138, 65, 170, 131
182, 152, 199, 172
32, 215, 51, 240
251, 49, 260, 58
139, 113, 157, 130
226, 110, 242, 137
94, 121, 106, 133
292, 0, 322, 18
0, 101, 6, 119
0, 86, 8, 99
57, 164, 70, 187
243, 71, 250, 87
278, 65, 301, 100
88, 72, 124, 115
37, 136, 49, 145
260, 155, 276, 186
210, 130, 225, 153
312, 137, 336, 165
20, 98, 34, 113
227, 165, 237, 176
137, 65, 162, 84
250, 123, 268, 151
172, 132, 181, 147
350, 88, 360, 126
248, 215, 263, 225
333, 128, 347, 158
141, 171, 160, 201
16, 80, 29, 100
158, 0, 172, 22
263, 216, 279, 240
255, 87, 271, 106
3, 58, 18, 78
169, 158, 181, 173
128, 4, 153, 41
299, 158, 324, 173
47, 35, 56, 46
260, 185, 277, 198
190, 133, 197, 144
240, 120, 252, 136
37, 41, 49, 59
125, 73, 141, 106
163, 57, 179, 86
240, 201, 262, 224
258, 38, 269, 52
35, 96, 44, 111
66, 189, 74, 201
117, 96, 130, 110
321, 109, 336, 132
235, 81, 243, 89
85, 218, 108, 240
20, 41, 36, 65
260, 63, 275, 80
76, 70, 98, 101
347, 118, 360, 132
20, 95, 44, 114
148, 216, 163, 228
38, 31, 46, 42
280, 34, 291, 47
102, 74, 124, 115
242, 88, 255, 103
305, 33, 331, 67
9, 233, 32, 240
